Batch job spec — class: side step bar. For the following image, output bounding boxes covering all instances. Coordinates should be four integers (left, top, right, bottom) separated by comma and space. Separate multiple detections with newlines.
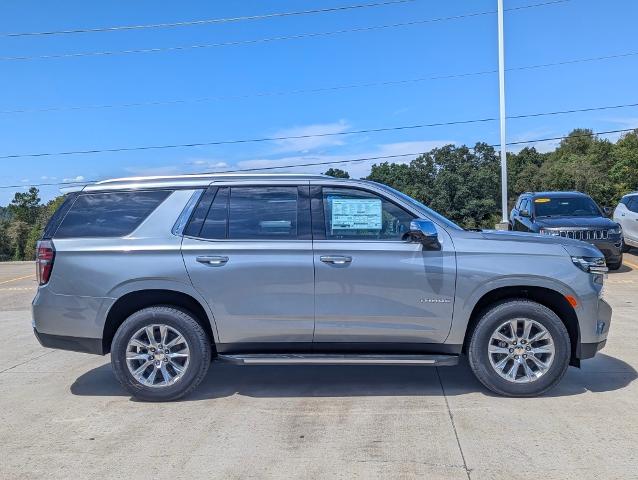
217, 354, 459, 366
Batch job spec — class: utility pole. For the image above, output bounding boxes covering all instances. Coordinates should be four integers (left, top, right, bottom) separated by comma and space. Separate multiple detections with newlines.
496, 0, 509, 229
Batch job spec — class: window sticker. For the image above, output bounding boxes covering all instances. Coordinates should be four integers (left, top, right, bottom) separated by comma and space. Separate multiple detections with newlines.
534, 198, 551, 203
330, 197, 382, 230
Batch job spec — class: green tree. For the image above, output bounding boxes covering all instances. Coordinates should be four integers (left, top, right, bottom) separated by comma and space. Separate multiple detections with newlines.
324, 168, 350, 178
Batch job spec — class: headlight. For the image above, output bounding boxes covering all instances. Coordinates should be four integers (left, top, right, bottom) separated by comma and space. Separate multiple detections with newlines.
608, 226, 622, 235
539, 228, 559, 236
571, 256, 608, 274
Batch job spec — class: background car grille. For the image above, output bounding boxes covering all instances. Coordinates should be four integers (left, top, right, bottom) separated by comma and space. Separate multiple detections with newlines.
542, 229, 608, 240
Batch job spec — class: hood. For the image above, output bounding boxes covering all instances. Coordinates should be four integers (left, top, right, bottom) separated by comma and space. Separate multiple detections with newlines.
533, 216, 617, 229
478, 230, 603, 258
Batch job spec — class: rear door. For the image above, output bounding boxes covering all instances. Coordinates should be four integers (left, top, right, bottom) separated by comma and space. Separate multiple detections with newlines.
310, 182, 456, 346
181, 182, 314, 348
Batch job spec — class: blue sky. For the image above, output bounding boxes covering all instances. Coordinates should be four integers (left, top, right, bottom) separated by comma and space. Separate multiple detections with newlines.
1, 0, 637, 204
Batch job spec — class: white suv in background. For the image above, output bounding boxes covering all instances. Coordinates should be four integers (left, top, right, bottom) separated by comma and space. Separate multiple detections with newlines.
614, 192, 638, 252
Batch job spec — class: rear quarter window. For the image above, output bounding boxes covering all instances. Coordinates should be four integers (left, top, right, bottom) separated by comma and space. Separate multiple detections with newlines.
53, 190, 172, 238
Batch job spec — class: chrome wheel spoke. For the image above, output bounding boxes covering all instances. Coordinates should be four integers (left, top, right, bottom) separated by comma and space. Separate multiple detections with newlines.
531, 345, 553, 355
126, 352, 149, 361
528, 353, 550, 372
494, 355, 512, 370
145, 366, 158, 386
160, 363, 173, 385
129, 338, 149, 349
528, 329, 549, 343
167, 351, 189, 359
494, 331, 513, 344
159, 325, 168, 346
488, 345, 510, 354
165, 334, 185, 349
522, 359, 536, 381
125, 324, 190, 389
170, 361, 185, 375
132, 360, 152, 379
488, 318, 554, 384
145, 327, 158, 348
522, 320, 533, 342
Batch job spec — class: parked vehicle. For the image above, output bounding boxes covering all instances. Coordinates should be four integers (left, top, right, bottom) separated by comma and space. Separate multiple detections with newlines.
33, 174, 611, 400
613, 192, 638, 252
510, 191, 623, 270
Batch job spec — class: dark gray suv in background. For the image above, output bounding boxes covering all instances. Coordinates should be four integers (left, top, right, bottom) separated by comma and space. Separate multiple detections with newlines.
33, 174, 611, 401
510, 191, 623, 269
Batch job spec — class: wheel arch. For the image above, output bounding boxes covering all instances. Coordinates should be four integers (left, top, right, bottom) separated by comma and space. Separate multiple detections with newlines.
102, 289, 216, 354
462, 286, 580, 366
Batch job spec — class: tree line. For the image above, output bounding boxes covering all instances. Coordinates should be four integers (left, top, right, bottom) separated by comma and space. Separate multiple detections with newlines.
1, 128, 637, 261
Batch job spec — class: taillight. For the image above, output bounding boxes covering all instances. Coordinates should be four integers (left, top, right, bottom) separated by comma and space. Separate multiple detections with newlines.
36, 240, 55, 286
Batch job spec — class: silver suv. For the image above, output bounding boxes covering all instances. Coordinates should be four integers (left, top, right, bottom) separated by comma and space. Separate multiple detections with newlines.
32, 174, 612, 400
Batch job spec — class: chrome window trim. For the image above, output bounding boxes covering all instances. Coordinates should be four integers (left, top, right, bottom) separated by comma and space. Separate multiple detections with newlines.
172, 189, 204, 236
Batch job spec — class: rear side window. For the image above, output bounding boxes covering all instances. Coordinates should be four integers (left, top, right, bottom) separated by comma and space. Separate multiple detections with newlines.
228, 187, 298, 239
42, 192, 78, 239
187, 186, 302, 240
54, 190, 171, 238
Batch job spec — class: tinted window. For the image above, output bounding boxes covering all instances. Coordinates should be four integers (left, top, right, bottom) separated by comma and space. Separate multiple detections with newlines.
199, 188, 228, 239
228, 187, 298, 240
323, 187, 414, 240
627, 197, 638, 213
54, 190, 171, 238
42, 192, 78, 239
520, 199, 529, 212
533, 196, 601, 218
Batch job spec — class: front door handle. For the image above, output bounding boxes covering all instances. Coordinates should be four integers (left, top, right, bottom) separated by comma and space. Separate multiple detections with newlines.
320, 255, 352, 265
196, 255, 229, 266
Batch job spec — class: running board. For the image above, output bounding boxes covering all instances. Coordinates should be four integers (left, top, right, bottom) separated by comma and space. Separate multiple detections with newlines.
217, 354, 458, 366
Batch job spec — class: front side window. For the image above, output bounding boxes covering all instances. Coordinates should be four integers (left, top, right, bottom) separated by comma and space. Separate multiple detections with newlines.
322, 187, 414, 240
54, 190, 171, 238
627, 197, 638, 213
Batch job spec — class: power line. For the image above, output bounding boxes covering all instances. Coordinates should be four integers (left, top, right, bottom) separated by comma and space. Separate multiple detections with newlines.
0, 0, 570, 62
2, 100, 638, 160
4, 47, 635, 115
1, 127, 635, 190
1, 0, 417, 37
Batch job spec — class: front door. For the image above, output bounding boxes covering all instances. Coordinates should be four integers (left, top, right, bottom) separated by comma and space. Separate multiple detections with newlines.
181, 183, 314, 348
311, 184, 456, 346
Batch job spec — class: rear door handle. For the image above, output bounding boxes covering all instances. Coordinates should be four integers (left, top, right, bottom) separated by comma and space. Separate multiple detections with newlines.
196, 255, 229, 266
320, 255, 352, 265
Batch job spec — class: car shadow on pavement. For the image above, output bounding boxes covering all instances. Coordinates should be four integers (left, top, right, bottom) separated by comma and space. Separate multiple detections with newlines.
70, 353, 636, 400
609, 264, 632, 273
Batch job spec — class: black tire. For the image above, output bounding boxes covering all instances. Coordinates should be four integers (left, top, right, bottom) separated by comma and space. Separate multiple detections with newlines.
621, 240, 631, 253
468, 299, 570, 397
607, 254, 623, 271
111, 306, 212, 401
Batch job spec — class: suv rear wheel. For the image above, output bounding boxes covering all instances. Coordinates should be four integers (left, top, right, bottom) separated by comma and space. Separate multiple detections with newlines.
111, 306, 211, 401
468, 299, 570, 397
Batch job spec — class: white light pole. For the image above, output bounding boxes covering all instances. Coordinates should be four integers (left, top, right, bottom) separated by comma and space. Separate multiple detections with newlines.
497, 0, 509, 227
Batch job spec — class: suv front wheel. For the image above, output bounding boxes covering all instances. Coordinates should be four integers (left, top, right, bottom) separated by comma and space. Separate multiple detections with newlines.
111, 306, 212, 401
468, 299, 570, 397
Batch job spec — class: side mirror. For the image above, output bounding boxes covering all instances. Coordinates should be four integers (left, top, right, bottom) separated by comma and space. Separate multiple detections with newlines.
519, 209, 530, 218
404, 218, 441, 250
602, 206, 612, 217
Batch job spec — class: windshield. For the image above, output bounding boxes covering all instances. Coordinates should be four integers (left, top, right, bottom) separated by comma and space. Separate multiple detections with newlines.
368, 182, 463, 230
533, 196, 601, 218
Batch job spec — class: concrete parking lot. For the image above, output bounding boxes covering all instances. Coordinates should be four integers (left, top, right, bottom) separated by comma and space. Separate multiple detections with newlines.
1, 256, 637, 480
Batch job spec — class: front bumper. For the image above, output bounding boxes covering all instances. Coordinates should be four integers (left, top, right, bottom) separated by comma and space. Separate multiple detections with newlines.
588, 238, 623, 264
576, 297, 611, 360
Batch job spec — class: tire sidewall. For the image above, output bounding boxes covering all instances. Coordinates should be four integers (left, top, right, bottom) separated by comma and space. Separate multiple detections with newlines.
469, 300, 571, 397
111, 307, 211, 401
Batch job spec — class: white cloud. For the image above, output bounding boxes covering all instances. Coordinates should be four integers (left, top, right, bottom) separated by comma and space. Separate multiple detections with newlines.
508, 128, 560, 153
62, 175, 85, 183
270, 120, 351, 153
